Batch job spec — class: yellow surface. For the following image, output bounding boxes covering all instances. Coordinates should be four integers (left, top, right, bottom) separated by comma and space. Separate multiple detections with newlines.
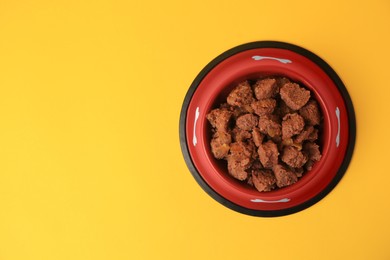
0, 0, 389, 259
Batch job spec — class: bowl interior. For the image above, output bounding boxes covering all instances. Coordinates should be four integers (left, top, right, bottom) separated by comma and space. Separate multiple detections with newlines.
204, 73, 326, 194
184, 45, 350, 211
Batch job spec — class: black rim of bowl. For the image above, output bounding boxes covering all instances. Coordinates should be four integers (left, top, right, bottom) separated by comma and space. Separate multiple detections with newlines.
179, 41, 356, 217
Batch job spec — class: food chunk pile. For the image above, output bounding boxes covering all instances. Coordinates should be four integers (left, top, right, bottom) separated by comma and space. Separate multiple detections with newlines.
206, 77, 322, 192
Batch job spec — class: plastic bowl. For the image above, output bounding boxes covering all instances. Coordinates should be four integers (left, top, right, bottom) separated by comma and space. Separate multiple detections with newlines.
179, 41, 356, 217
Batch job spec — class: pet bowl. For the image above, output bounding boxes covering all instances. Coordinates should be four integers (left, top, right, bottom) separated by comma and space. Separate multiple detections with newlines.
179, 41, 356, 217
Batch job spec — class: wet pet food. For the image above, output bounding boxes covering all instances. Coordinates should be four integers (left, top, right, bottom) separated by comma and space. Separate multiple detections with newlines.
206, 77, 322, 192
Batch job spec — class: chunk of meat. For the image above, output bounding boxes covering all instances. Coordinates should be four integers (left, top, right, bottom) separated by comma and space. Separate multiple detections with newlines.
294, 126, 318, 143
282, 113, 305, 139
281, 146, 308, 168
251, 127, 264, 147
227, 161, 248, 181
303, 142, 322, 171
206, 108, 232, 132
236, 113, 258, 131
258, 116, 282, 138
229, 142, 254, 165
227, 81, 255, 107
304, 142, 322, 162
258, 140, 279, 169
227, 142, 253, 180
253, 78, 279, 100
299, 100, 321, 125
251, 169, 276, 192
210, 131, 232, 159
231, 127, 251, 142
251, 98, 277, 116
280, 82, 310, 110
273, 164, 298, 188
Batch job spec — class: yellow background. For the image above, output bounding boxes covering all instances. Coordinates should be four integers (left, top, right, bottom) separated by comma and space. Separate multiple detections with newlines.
0, 0, 389, 259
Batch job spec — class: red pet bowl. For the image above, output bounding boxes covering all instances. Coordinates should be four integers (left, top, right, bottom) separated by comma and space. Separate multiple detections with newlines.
179, 41, 356, 217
